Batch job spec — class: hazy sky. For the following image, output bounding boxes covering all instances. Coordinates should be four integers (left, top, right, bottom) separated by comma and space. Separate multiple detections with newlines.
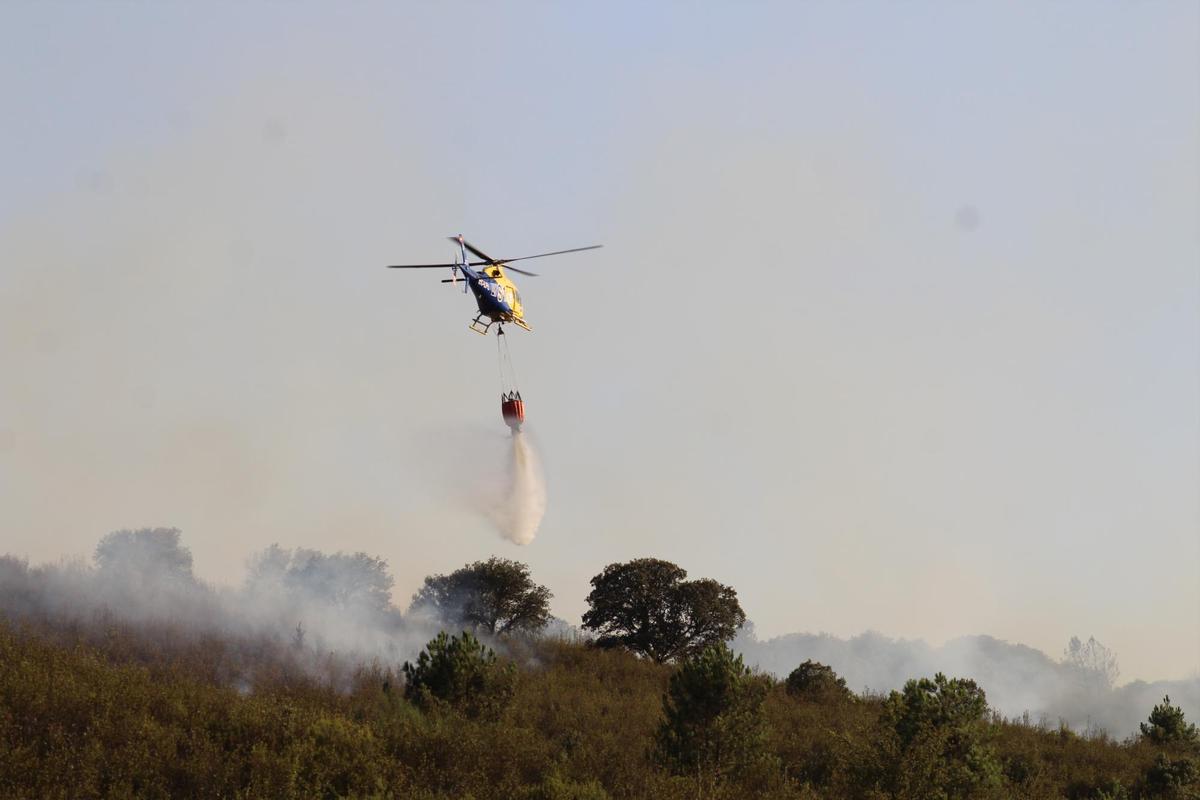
2, 2, 1197, 682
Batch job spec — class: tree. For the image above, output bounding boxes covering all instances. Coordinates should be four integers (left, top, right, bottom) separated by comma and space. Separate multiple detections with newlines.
885, 673, 989, 748
879, 673, 1001, 798
245, 545, 394, 611
410, 557, 552, 636
402, 630, 515, 718
785, 660, 851, 703
581, 558, 745, 663
1062, 635, 1120, 691
94, 528, 194, 579
654, 643, 776, 789
1140, 754, 1200, 798
1141, 696, 1199, 746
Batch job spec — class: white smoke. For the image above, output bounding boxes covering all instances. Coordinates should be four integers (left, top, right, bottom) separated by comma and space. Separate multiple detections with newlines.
734, 626, 1200, 737
0, 529, 451, 688
485, 432, 546, 546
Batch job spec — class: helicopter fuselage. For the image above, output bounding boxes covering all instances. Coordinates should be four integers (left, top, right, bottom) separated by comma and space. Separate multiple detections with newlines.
460, 265, 529, 332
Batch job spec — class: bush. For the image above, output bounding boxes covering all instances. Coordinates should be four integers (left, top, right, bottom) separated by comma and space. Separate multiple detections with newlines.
1140, 754, 1200, 798
520, 771, 610, 800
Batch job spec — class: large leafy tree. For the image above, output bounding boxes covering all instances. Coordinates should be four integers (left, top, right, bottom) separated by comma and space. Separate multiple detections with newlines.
246, 545, 394, 612
581, 558, 745, 663
95, 528, 194, 579
410, 557, 552, 636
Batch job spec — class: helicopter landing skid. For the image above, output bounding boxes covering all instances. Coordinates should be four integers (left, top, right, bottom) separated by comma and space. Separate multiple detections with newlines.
469, 315, 493, 335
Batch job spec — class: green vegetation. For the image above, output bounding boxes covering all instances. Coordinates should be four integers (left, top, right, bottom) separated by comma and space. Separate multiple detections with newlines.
0, 615, 1189, 799
877, 673, 1001, 799
785, 660, 852, 704
1142, 696, 1199, 747
410, 557, 552, 635
0, 550, 1193, 798
582, 558, 745, 663
655, 643, 778, 796
402, 630, 515, 719
1140, 754, 1200, 798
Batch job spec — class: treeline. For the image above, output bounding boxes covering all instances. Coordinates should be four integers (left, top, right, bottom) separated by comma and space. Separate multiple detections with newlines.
2, 529, 1198, 798
4, 529, 1190, 736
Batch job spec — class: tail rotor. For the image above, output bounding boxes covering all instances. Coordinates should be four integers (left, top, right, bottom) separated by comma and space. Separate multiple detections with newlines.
452, 234, 468, 293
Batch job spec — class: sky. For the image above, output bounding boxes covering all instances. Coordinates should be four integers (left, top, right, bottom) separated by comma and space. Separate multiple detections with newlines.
1, 2, 1197, 683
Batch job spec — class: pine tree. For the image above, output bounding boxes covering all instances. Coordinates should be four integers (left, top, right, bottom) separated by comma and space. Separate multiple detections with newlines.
654, 643, 776, 791
1141, 695, 1199, 746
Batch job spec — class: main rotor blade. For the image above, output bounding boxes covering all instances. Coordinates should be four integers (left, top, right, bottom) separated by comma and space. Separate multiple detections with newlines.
449, 237, 501, 265
495, 245, 603, 263
387, 263, 460, 269
502, 265, 539, 277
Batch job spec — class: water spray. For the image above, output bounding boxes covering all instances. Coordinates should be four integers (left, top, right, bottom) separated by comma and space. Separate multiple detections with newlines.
489, 328, 546, 544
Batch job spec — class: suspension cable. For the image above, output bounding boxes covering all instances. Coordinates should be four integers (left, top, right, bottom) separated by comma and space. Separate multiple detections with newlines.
496, 330, 521, 396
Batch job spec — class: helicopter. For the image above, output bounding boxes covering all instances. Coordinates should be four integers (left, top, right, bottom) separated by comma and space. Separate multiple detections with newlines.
387, 235, 601, 335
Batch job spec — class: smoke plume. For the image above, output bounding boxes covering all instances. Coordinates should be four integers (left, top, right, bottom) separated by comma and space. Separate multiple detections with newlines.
0, 528, 452, 688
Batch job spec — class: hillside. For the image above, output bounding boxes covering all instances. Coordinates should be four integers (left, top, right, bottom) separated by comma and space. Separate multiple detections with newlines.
1, 615, 1192, 800
3, 534, 1197, 798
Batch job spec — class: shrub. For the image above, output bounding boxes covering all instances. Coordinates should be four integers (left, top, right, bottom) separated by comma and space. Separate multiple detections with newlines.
1140, 754, 1200, 798
520, 771, 610, 800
